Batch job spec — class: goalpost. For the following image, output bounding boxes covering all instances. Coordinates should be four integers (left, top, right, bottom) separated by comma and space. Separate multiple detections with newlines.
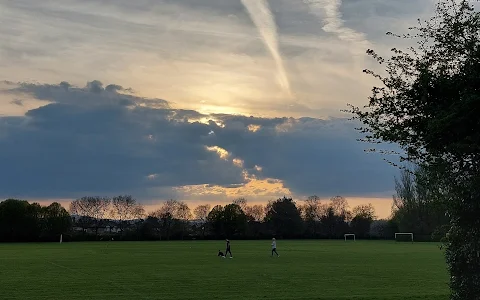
344, 233, 355, 241
395, 232, 414, 243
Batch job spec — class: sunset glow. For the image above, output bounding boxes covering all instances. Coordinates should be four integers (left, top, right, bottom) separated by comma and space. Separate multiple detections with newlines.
0, 0, 436, 216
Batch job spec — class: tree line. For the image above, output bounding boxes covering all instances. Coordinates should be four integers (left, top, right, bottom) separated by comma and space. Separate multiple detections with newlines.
0, 170, 449, 243
0, 200, 71, 242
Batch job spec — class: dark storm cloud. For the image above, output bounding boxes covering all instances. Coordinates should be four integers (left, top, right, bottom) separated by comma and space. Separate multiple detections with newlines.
0, 81, 244, 198
4, 80, 169, 109
0, 80, 399, 200
209, 115, 399, 197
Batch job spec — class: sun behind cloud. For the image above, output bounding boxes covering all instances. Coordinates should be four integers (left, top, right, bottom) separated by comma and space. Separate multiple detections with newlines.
174, 173, 291, 199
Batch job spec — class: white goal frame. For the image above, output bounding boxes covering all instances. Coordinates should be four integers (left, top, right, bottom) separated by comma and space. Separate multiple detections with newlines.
344, 233, 355, 241
395, 232, 414, 243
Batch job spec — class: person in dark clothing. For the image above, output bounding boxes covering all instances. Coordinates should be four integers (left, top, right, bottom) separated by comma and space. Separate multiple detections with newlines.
225, 239, 233, 258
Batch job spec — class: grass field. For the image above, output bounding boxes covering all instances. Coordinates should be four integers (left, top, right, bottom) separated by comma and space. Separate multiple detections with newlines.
0, 240, 448, 300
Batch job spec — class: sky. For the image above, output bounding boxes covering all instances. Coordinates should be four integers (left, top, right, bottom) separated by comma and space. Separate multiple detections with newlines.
0, 0, 440, 218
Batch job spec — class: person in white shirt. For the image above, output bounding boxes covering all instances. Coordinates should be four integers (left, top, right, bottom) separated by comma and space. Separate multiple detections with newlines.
271, 238, 279, 257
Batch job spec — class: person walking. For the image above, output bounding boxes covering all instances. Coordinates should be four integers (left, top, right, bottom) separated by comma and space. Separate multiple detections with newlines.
225, 239, 233, 258
271, 238, 279, 257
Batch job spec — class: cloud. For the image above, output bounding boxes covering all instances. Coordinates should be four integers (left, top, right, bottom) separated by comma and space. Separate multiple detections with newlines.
0, 0, 434, 204
0, 0, 438, 119
304, 0, 369, 44
3, 80, 169, 109
209, 114, 400, 197
241, 0, 292, 97
10, 99, 23, 106
303, 0, 371, 68
0, 80, 398, 201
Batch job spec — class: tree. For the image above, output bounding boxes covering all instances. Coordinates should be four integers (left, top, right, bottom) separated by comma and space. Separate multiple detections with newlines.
302, 196, 322, 220
110, 195, 145, 234
347, 1, 480, 297
352, 204, 376, 220
301, 195, 323, 237
194, 204, 211, 239
176, 201, 192, 239
151, 200, 178, 240
0, 200, 71, 242
69, 196, 111, 237
392, 167, 422, 233
330, 196, 351, 222
0, 199, 42, 242
233, 198, 248, 212
207, 205, 225, 238
265, 197, 303, 238
223, 203, 248, 238
319, 206, 349, 238
392, 166, 449, 240
42, 202, 72, 239
351, 204, 376, 238
149, 200, 192, 240
140, 216, 161, 240
244, 204, 266, 238
245, 205, 266, 222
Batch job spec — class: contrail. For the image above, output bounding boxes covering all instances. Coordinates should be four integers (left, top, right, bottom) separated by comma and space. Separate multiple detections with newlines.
303, 0, 371, 55
241, 0, 292, 97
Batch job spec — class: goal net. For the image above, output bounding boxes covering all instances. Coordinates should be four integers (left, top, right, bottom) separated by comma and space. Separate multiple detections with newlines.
344, 233, 355, 241
395, 232, 414, 242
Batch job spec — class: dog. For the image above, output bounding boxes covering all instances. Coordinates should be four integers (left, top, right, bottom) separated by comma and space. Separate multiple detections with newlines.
218, 250, 226, 258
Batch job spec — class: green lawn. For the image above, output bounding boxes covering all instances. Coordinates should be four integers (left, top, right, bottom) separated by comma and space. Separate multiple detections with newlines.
0, 240, 449, 300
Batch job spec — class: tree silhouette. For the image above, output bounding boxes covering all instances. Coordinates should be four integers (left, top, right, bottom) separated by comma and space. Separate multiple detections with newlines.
207, 205, 225, 238
0, 200, 72, 242
194, 204, 211, 239
223, 203, 247, 238
351, 204, 376, 238
265, 197, 303, 238
42, 202, 71, 239
392, 167, 448, 240
301, 195, 322, 237
346, 1, 480, 297
330, 196, 351, 222
176, 201, 192, 240
352, 204, 376, 220
110, 195, 145, 235
151, 200, 179, 240
233, 198, 248, 212
0, 200, 40, 241
245, 204, 266, 222
70, 196, 110, 238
